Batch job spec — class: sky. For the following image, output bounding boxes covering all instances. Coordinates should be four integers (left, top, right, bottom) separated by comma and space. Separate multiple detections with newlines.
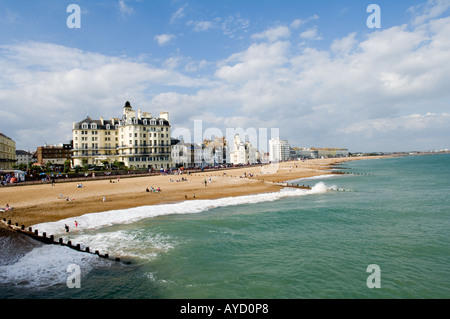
0, 0, 449, 153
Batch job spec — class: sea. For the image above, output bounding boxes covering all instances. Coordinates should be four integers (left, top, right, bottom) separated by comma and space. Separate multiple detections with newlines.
0, 154, 449, 300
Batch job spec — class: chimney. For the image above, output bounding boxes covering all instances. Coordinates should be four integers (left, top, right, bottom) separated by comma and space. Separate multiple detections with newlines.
160, 112, 169, 121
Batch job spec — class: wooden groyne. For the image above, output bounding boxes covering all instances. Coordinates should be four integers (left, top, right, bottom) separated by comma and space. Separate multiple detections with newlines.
1, 218, 130, 265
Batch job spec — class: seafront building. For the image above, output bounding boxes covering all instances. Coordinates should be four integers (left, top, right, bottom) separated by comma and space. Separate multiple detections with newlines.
171, 138, 228, 168
0, 132, 16, 170
72, 101, 171, 170
15, 150, 35, 165
36, 143, 72, 165
171, 142, 195, 168
268, 137, 291, 162
203, 137, 228, 165
291, 147, 350, 159
230, 134, 258, 165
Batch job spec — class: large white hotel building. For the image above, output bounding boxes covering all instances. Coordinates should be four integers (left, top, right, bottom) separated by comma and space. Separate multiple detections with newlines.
72, 101, 171, 170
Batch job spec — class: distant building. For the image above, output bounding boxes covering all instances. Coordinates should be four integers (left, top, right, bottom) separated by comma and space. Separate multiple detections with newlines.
171, 142, 195, 168
0, 132, 16, 170
203, 137, 228, 165
269, 137, 290, 162
37, 143, 72, 165
291, 147, 318, 159
230, 134, 258, 165
15, 150, 35, 165
72, 101, 171, 170
313, 148, 350, 158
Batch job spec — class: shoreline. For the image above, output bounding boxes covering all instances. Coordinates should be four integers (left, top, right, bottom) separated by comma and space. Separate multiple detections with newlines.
0, 156, 391, 240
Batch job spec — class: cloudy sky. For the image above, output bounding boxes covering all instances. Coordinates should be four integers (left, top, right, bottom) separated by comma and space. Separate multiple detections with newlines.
0, 0, 449, 153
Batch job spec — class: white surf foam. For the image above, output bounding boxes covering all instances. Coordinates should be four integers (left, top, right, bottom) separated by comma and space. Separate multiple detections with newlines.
70, 230, 176, 261
32, 182, 333, 236
0, 244, 107, 290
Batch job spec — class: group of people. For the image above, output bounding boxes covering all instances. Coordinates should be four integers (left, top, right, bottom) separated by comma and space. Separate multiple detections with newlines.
204, 177, 212, 186
0, 203, 12, 212
146, 186, 161, 193
77, 183, 84, 188
169, 177, 188, 182
65, 220, 79, 233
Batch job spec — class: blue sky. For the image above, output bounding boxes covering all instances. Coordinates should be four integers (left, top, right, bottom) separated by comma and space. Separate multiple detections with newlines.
1, 0, 449, 153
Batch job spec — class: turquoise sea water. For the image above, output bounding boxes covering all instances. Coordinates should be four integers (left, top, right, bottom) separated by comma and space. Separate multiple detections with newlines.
1, 154, 449, 299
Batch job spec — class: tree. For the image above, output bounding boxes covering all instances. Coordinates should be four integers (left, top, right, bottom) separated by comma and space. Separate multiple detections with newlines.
64, 159, 71, 173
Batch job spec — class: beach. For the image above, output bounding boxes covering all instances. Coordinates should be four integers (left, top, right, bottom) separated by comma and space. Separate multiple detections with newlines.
0, 156, 387, 237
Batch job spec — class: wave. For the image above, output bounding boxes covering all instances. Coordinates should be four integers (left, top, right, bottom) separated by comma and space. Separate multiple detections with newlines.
32, 182, 333, 236
0, 244, 107, 290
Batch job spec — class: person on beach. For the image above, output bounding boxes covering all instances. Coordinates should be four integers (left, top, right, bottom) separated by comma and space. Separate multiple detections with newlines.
65, 224, 69, 232
74, 221, 78, 229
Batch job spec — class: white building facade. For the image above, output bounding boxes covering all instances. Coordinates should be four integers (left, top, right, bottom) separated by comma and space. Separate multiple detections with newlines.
269, 137, 291, 162
230, 134, 259, 165
72, 101, 172, 170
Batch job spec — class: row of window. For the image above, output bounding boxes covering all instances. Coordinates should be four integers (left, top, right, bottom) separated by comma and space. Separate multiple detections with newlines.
129, 156, 170, 162
80, 119, 168, 130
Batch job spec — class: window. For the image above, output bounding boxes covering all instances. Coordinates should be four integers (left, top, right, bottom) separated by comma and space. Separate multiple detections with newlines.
159, 120, 164, 126
143, 119, 147, 125
106, 124, 110, 130
150, 119, 156, 125
82, 123, 88, 129
91, 123, 97, 129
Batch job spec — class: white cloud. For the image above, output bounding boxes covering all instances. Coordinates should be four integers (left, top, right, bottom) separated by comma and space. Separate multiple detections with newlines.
2, 1, 450, 153
154, 34, 175, 46
163, 12, 450, 151
119, 0, 134, 17
0, 42, 213, 149
299, 26, 322, 40
291, 14, 319, 29
252, 26, 291, 42
215, 41, 290, 83
331, 32, 358, 55
187, 20, 214, 32
171, 5, 187, 24
408, 0, 450, 25
220, 14, 250, 38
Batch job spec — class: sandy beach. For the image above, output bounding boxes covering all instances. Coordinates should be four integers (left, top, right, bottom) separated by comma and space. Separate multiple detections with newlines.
0, 156, 388, 236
